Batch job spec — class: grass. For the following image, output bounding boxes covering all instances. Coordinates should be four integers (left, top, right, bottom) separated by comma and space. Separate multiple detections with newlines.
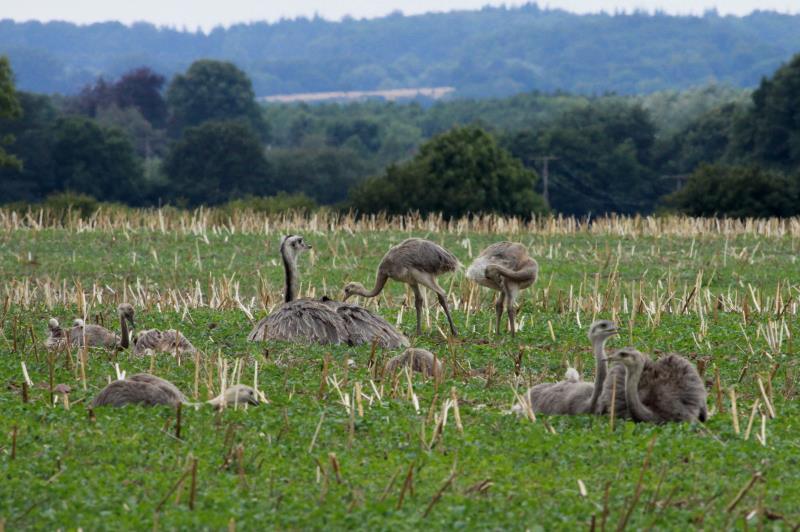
0, 211, 798, 529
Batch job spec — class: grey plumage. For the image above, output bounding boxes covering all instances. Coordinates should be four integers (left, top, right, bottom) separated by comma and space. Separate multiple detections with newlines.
343, 238, 460, 336
599, 348, 708, 423
385, 348, 443, 378
90, 373, 259, 409
46, 304, 134, 350
319, 297, 409, 349
467, 242, 538, 336
133, 328, 197, 357
248, 298, 351, 344
515, 320, 618, 415
248, 235, 408, 347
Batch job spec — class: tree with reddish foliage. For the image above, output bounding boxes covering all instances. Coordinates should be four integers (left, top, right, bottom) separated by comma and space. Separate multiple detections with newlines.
113, 67, 167, 127
71, 67, 167, 128
72, 77, 116, 117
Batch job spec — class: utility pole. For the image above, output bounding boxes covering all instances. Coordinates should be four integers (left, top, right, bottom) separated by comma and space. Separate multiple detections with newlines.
660, 174, 690, 192
534, 155, 558, 207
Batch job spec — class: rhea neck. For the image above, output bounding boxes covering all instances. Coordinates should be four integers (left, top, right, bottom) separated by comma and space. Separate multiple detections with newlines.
281, 243, 299, 303
623, 357, 658, 423
588, 335, 610, 411
119, 313, 130, 349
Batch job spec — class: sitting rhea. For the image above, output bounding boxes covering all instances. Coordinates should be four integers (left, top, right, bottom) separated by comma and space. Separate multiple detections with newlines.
466, 242, 538, 336
600, 348, 708, 423
133, 328, 197, 357
248, 235, 407, 348
90, 373, 259, 409
513, 320, 618, 415
385, 348, 444, 378
45, 304, 135, 350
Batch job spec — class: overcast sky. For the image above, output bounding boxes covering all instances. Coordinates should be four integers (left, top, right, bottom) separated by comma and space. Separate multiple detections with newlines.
4, 1, 798, 31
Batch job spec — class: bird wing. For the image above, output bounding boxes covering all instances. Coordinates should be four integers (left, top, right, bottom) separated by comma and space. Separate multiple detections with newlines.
128, 373, 189, 403
645, 355, 708, 422
328, 301, 409, 349
91, 377, 184, 407
247, 299, 349, 345
134, 329, 196, 355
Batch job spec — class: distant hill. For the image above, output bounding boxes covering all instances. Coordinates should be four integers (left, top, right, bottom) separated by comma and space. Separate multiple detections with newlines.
2, 6, 800, 97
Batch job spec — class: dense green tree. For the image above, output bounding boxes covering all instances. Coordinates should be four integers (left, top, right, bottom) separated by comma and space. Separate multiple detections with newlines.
349, 126, 547, 217
162, 120, 271, 206
166, 60, 268, 138
0, 57, 22, 169
731, 53, 800, 170
0, 92, 58, 201
51, 116, 144, 203
655, 103, 744, 174
663, 164, 799, 218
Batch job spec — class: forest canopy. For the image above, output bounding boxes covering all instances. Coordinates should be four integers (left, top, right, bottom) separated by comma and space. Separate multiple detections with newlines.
2, 8, 800, 98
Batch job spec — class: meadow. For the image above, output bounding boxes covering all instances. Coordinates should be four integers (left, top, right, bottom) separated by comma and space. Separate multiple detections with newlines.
0, 209, 798, 530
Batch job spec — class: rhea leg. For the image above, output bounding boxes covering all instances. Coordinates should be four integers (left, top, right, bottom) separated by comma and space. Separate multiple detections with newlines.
506, 291, 517, 337
411, 283, 423, 336
494, 292, 505, 335
505, 284, 520, 337
428, 278, 457, 336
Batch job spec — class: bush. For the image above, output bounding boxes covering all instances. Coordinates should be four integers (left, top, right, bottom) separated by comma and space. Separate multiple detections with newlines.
1, 191, 132, 222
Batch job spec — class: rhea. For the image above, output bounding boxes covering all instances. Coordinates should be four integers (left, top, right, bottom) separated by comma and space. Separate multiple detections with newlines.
467, 242, 538, 336
132, 325, 197, 357
514, 320, 618, 415
90, 373, 259, 409
601, 348, 708, 423
343, 238, 460, 336
248, 235, 408, 348
46, 304, 135, 350
385, 348, 444, 379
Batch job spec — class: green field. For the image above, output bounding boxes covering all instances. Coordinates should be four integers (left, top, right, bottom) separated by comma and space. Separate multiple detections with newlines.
1, 211, 798, 530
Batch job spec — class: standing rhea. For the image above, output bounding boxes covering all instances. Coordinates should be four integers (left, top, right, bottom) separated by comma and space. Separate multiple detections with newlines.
90, 373, 260, 409
46, 304, 135, 350
601, 348, 708, 423
514, 320, 618, 415
466, 242, 538, 335
248, 235, 407, 348
343, 238, 460, 336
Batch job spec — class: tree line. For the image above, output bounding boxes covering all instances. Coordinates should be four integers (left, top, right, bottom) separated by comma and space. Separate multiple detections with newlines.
3, 8, 800, 98
1, 54, 800, 218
